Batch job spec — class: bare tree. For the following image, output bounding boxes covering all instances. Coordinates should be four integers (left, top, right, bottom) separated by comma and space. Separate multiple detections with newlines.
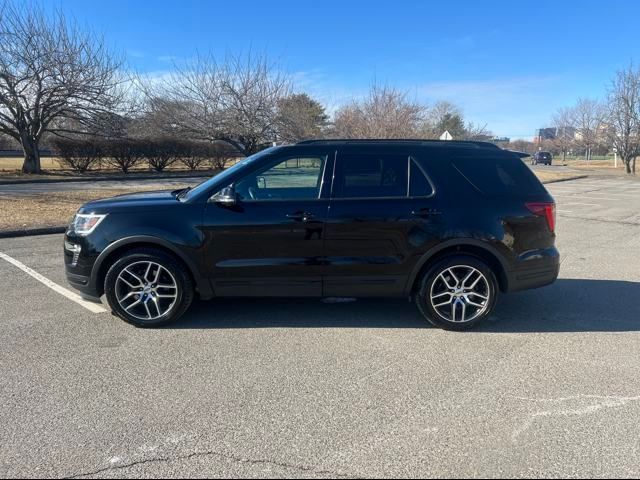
463, 121, 492, 141
332, 84, 427, 138
275, 93, 328, 142
0, 132, 11, 150
0, 2, 125, 173
143, 52, 290, 155
570, 98, 607, 161
606, 64, 640, 174
550, 107, 576, 162
509, 139, 537, 155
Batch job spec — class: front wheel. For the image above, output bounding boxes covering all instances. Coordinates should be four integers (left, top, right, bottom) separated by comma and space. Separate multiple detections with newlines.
104, 248, 194, 327
415, 255, 498, 330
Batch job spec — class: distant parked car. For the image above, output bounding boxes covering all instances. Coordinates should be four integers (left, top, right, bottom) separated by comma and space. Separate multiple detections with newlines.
532, 151, 552, 165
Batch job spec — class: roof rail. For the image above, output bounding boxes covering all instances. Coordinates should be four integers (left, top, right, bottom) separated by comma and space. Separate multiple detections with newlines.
296, 138, 500, 149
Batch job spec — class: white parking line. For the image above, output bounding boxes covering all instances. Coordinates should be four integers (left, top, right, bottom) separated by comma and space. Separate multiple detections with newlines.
0, 252, 107, 314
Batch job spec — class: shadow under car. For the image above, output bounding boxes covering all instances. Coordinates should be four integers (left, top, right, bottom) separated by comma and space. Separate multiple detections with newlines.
166, 279, 640, 333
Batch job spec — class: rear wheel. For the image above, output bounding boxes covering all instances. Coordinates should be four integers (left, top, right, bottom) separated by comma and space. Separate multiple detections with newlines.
104, 248, 194, 327
415, 255, 498, 330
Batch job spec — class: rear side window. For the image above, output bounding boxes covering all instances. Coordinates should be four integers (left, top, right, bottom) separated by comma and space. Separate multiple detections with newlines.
409, 158, 434, 197
333, 154, 408, 198
452, 155, 545, 196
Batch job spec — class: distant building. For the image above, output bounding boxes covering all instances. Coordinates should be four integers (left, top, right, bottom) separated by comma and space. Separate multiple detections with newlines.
491, 136, 510, 145
534, 126, 577, 143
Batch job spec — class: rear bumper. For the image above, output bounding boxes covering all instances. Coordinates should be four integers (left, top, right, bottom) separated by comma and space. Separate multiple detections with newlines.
506, 247, 560, 292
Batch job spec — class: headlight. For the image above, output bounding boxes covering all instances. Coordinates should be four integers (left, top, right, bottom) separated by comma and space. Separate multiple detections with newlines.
71, 213, 107, 236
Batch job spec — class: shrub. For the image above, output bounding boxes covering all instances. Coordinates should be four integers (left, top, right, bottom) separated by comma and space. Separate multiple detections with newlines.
51, 138, 103, 173
206, 142, 239, 170
178, 141, 208, 171
104, 138, 144, 173
142, 137, 180, 172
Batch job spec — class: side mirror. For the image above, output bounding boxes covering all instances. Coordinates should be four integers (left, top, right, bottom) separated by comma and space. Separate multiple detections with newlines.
211, 185, 237, 205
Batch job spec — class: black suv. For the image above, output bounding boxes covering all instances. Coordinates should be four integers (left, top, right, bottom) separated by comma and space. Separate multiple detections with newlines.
64, 140, 559, 330
532, 151, 553, 165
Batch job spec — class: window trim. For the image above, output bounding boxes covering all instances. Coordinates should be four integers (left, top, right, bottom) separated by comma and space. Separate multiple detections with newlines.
234, 153, 331, 203
408, 156, 437, 199
329, 153, 437, 201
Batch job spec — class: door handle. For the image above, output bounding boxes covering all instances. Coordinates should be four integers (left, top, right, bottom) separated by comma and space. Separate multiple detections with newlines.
411, 208, 442, 217
286, 212, 316, 222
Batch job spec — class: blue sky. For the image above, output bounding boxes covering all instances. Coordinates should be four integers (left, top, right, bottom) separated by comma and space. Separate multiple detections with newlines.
46, 0, 640, 139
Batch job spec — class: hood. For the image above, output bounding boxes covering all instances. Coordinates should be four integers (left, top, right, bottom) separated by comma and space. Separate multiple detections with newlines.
78, 189, 181, 214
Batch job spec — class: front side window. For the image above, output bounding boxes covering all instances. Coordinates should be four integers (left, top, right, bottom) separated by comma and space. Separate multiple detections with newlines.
235, 156, 326, 201
333, 154, 409, 199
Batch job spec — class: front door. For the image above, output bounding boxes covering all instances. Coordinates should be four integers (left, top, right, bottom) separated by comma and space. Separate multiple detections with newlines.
323, 151, 442, 297
203, 150, 334, 297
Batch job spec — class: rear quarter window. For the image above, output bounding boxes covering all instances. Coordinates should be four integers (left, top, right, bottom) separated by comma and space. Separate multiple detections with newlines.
452, 155, 545, 197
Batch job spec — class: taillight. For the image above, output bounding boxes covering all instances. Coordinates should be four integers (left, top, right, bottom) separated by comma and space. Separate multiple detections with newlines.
526, 202, 556, 232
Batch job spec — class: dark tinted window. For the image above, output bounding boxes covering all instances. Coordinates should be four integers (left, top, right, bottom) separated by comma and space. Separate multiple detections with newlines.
334, 154, 408, 198
409, 158, 434, 197
452, 155, 545, 196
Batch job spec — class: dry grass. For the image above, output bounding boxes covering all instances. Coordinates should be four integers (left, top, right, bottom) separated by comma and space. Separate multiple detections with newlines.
0, 156, 61, 171
0, 186, 188, 231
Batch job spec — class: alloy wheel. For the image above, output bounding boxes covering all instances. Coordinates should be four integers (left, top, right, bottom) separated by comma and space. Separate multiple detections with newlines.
429, 265, 491, 323
115, 261, 178, 321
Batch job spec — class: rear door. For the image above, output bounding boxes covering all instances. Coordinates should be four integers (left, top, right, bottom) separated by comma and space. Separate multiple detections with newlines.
323, 149, 442, 297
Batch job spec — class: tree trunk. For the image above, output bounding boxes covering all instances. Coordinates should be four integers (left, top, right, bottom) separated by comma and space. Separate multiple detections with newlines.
625, 158, 632, 174
20, 136, 42, 174
633, 156, 637, 175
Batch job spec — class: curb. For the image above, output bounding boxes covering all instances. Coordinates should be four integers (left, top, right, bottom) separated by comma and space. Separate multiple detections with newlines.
0, 172, 213, 186
541, 174, 588, 184
0, 226, 66, 239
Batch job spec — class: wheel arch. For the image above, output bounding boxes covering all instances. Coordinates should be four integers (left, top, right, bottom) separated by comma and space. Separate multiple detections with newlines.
406, 240, 510, 295
91, 236, 213, 299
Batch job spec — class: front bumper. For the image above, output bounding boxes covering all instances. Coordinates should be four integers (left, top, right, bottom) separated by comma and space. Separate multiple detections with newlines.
64, 232, 102, 299
65, 271, 102, 301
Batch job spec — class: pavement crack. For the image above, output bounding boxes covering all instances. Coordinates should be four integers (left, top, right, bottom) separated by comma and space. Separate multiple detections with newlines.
510, 394, 640, 442
64, 448, 361, 479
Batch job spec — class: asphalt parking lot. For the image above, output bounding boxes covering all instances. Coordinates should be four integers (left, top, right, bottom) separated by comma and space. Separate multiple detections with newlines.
0, 176, 639, 478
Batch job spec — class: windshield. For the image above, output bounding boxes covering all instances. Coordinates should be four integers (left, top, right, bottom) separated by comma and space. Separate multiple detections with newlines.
182, 147, 279, 201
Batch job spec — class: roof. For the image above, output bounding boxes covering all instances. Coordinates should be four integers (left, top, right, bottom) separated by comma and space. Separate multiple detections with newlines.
296, 138, 501, 150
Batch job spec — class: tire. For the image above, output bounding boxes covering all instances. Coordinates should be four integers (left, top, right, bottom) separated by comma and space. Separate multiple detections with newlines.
415, 255, 498, 331
104, 248, 194, 328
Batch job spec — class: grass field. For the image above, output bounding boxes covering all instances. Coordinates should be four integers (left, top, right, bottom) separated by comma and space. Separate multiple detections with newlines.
0, 156, 61, 171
